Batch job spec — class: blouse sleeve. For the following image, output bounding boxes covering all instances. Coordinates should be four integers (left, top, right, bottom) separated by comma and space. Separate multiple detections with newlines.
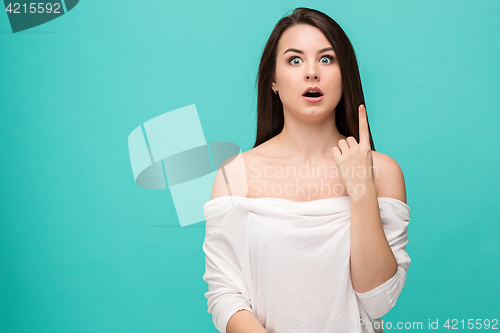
202, 206, 254, 333
354, 198, 412, 319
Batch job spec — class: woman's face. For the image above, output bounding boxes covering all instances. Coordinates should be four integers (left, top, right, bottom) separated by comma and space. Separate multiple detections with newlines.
273, 24, 342, 119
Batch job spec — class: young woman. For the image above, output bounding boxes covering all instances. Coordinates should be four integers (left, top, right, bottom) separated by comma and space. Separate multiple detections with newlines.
203, 7, 410, 333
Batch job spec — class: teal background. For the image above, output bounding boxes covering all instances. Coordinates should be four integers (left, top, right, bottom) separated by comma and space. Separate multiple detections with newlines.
1, 0, 499, 332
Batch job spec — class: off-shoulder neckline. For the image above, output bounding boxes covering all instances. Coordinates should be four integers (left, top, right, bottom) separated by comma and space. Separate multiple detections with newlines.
205, 195, 409, 207
203, 195, 411, 220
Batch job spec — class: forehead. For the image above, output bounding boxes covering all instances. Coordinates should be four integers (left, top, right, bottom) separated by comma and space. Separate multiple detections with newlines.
277, 24, 332, 53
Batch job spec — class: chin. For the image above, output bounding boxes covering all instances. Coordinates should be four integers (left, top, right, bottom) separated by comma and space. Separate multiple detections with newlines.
299, 106, 334, 118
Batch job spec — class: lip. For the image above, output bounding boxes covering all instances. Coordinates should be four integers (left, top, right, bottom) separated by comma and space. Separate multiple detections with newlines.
302, 95, 324, 103
302, 86, 324, 96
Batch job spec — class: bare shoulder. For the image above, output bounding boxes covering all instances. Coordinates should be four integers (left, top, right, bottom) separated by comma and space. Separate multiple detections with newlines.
371, 151, 407, 204
209, 150, 255, 200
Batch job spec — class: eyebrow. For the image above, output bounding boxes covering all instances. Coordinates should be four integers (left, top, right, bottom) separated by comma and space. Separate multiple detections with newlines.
283, 47, 334, 55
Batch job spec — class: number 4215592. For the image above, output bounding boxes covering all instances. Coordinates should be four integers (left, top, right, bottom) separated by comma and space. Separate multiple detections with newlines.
444, 319, 498, 330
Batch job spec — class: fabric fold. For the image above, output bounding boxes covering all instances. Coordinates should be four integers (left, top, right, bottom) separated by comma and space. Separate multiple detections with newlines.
202, 206, 254, 333
202, 195, 411, 333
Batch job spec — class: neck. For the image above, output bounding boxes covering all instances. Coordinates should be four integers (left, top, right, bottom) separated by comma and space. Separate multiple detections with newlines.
274, 108, 347, 162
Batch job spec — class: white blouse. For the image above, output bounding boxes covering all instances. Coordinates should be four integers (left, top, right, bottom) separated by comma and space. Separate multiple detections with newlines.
202, 195, 411, 333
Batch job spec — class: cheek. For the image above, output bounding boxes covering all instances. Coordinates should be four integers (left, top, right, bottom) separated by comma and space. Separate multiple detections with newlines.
329, 73, 342, 93
278, 67, 293, 81
277, 73, 298, 95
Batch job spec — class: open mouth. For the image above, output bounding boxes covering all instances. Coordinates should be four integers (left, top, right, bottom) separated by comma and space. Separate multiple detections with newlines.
303, 91, 323, 98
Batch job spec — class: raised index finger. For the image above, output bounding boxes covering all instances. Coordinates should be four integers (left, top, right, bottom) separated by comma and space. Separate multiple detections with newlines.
359, 104, 369, 146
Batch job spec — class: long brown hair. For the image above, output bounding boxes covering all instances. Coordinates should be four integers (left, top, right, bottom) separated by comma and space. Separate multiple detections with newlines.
253, 7, 375, 151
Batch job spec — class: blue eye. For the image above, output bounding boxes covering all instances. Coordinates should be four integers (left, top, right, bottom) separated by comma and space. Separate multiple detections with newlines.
288, 55, 335, 65
288, 56, 302, 65
321, 55, 334, 64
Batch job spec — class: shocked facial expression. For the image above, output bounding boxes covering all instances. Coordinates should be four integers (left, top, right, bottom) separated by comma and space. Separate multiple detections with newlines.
273, 24, 343, 119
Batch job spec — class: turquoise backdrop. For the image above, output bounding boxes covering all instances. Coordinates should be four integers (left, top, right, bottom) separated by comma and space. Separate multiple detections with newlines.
1, 0, 499, 332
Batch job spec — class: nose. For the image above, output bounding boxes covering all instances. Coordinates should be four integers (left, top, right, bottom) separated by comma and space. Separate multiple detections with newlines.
304, 55, 320, 80
306, 66, 318, 80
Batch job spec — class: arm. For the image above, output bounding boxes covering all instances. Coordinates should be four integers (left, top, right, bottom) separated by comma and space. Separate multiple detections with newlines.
350, 152, 407, 292
203, 167, 267, 333
227, 310, 268, 333
204, 212, 264, 333
349, 181, 399, 293
350, 153, 410, 318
